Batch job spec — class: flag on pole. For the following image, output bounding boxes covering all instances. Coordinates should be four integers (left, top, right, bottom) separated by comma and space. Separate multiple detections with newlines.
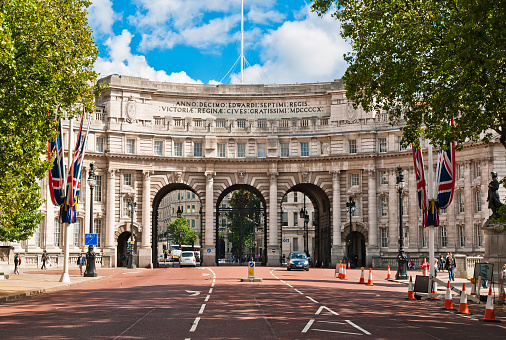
412, 146, 428, 226
47, 119, 66, 206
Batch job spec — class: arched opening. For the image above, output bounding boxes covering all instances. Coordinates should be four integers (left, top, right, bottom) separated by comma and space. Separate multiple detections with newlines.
281, 184, 331, 268
344, 231, 366, 268
215, 184, 267, 266
151, 183, 203, 268
117, 231, 131, 267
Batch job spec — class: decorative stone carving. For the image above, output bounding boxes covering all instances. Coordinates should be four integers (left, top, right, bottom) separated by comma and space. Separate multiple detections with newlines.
126, 97, 137, 123
301, 170, 309, 183
174, 171, 183, 183
488, 171, 503, 218
238, 171, 246, 184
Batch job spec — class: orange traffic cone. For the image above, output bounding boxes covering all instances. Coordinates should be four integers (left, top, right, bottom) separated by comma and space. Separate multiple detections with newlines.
483, 286, 498, 322
367, 268, 374, 286
431, 281, 439, 300
348, 261, 351, 269
470, 281, 476, 296
359, 267, 365, 284
443, 281, 454, 310
342, 265, 348, 279
457, 283, 470, 314
406, 276, 415, 299
338, 264, 343, 279
386, 265, 392, 280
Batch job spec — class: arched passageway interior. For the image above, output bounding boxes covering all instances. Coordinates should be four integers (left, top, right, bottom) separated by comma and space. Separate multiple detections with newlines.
117, 231, 131, 267
345, 231, 366, 268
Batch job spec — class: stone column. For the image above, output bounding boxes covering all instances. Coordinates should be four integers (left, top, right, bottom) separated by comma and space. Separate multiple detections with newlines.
388, 168, 397, 252
103, 168, 117, 267
330, 170, 343, 265
138, 170, 153, 267
268, 170, 279, 266
464, 161, 472, 251
367, 169, 379, 266
204, 171, 215, 265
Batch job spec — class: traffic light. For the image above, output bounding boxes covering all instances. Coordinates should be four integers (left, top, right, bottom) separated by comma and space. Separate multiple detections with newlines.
179, 242, 181, 249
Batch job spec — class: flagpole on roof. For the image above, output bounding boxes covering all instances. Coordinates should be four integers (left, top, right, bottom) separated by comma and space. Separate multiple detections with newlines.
60, 116, 73, 283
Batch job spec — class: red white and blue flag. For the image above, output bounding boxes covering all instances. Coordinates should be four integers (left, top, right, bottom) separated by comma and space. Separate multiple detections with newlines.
47, 119, 66, 206
412, 146, 428, 226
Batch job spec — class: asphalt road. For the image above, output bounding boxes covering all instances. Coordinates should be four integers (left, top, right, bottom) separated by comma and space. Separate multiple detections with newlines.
1, 266, 505, 339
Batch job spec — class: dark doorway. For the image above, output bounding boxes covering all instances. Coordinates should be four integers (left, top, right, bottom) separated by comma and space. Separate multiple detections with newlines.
345, 231, 366, 268
117, 231, 131, 267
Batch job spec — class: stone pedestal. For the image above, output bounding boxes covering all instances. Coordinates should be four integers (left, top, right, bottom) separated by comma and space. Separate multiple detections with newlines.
331, 245, 345, 268
267, 246, 281, 266
137, 247, 152, 268
483, 220, 506, 277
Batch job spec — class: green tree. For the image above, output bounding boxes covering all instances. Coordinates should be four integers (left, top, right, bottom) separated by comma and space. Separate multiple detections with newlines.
311, 0, 506, 149
227, 190, 261, 257
167, 217, 197, 246
0, 0, 101, 241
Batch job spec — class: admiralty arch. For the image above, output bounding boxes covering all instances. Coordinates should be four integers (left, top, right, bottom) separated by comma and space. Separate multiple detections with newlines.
7, 75, 505, 269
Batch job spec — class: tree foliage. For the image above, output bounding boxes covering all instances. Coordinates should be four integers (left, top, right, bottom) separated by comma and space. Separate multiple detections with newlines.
167, 217, 197, 245
0, 0, 101, 241
227, 190, 261, 256
311, 0, 506, 149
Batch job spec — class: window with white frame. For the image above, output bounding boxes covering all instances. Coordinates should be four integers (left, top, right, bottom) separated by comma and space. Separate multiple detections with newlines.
380, 171, 388, 185
174, 118, 184, 127
458, 225, 466, 247
293, 238, 299, 251
96, 137, 104, 152
321, 118, 329, 126
380, 228, 389, 247
257, 144, 266, 158
237, 143, 246, 158
458, 193, 465, 213
293, 212, 298, 227
381, 197, 389, 217
174, 142, 183, 157
33, 226, 41, 248
217, 143, 226, 157
476, 224, 483, 247
282, 212, 288, 226
154, 117, 163, 125
349, 139, 357, 154
280, 119, 289, 128
221, 218, 227, 228
94, 219, 102, 247
441, 226, 448, 247
95, 175, 102, 202
475, 191, 481, 212
457, 163, 464, 179
126, 139, 135, 154
280, 143, 289, 157
54, 218, 60, 247
124, 173, 132, 187
379, 138, 387, 153
237, 120, 247, 128
300, 142, 309, 157
194, 119, 203, 127
194, 142, 203, 157
421, 227, 428, 248
473, 161, 481, 178
293, 192, 298, 202
73, 219, 81, 247
351, 173, 360, 187
154, 141, 163, 156
123, 198, 131, 217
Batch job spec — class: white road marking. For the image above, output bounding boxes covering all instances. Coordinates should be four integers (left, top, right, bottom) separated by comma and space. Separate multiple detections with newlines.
312, 328, 363, 335
189, 317, 200, 332
113, 308, 155, 339
306, 296, 319, 304
302, 319, 315, 333
346, 320, 371, 335
198, 304, 206, 314
294, 289, 304, 295
211, 282, 215, 288
286, 283, 293, 288
185, 290, 200, 296
209, 288, 213, 294
204, 295, 210, 302
315, 306, 339, 316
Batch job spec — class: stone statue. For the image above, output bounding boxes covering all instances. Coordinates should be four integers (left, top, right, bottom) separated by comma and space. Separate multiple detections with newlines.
488, 171, 503, 218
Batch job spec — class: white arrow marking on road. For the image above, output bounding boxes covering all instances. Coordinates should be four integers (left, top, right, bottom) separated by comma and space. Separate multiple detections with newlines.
186, 290, 201, 296
315, 305, 339, 316
202, 273, 210, 276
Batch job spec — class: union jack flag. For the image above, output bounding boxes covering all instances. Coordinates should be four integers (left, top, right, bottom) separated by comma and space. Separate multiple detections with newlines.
435, 138, 456, 209
47, 119, 65, 206
412, 146, 428, 226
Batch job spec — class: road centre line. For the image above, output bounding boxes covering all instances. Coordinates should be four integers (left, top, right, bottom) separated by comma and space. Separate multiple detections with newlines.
198, 304, 206, 314
294, 289, 304, 295
205, 295, 210, 302
190, 317, 200, 332
209, 288, 213, 294
306, 296, 319, 304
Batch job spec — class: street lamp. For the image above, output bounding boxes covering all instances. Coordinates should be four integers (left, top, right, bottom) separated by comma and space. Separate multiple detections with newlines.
84, 163, 97, 277
127, 198, 137, 269
345, 196, 356, 266
395, 166, 408, 280
177, 206, 182, 218
299, 194, 310, 258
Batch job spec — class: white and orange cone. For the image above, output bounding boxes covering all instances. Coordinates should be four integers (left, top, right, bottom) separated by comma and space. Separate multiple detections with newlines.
338, 264, 343, 279
443, 281, 454, 310
386, 265, 392, 280
367, 268, 374, 286
457, 283, 470, 314
431, 281, 439, 300
343, 265, 348, 279
359, 267, 365, 284
406, 276, 415, 300
348, 261, 351, 269
483, 286, 498, 322
470, 281, 477, 296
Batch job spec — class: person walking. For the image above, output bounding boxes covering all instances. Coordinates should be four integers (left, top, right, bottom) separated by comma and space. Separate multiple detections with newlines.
447, 255, 456, 281
14, 253, 21, 275
434, 258, 439, 277
77, 254, 87, 275
421, 258, 429, 276
439, 255, 445, 272
41, 250, 47, 270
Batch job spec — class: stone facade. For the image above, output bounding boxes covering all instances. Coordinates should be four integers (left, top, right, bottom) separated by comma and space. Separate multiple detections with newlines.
2, 75, 504, 269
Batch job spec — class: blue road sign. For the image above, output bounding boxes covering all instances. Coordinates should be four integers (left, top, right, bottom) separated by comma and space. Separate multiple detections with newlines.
85, 233, 98, 246
207, 248, 211, 253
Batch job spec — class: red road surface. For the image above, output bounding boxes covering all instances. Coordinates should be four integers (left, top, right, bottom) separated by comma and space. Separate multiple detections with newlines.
1, 267, 504, 339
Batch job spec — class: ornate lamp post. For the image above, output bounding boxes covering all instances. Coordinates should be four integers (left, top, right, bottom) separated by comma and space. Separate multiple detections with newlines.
127, 198, 137, 269
84, 163, 97, 277
345, 196, 355, 265
395, 166, 408, 280
299, 194, 310, 257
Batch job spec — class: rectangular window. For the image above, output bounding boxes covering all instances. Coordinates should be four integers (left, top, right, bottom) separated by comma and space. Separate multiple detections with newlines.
421, 227, 428, 248
187, 191, 190, 199
381, 228, 389, 247
124, 173, 132, 186
194, 119, 203, 127
380, 171, 388, 185
96, 137, 104, 152
402, 197, 409, 216
174, 142, 183, 157
457, 163, 464, 179
458, 193, 465, 213
280, 143, 289, 157
154, 117, 163, 125
282, 212, 288, 227
459, 225, 466, 247
301, 119, 309, 127
293, 193, 298, 202
221, 219, 227, 228
379, 138, 387, 153
126, 139, 135, 154
257, 144, 266, 158
194, 142, 203, 157
123, 198, 130, 217
300, 142, 309, 157
191, 219, 195, 229
381, 197, 389, 217
352, 198, 360, 217
192, 205, 195, 213
237, 120, 247, 128
73, 219, 81, 247
293, 212, 298, 227
237, 143, 246, 158
187, 205, 190, 213
33, 226, 41, 248
257, 120, 267, 128
216, 120, 226, 128
477, 225, 483, 247
217, 143, 226, 157
54, 218, 60, 247
475, 191, 481, 212
293, 238, 299, 251
94, 219, 102, 247
154, 141, 163, 156
351, 173, 360, 187
349, 140, 357, 154
473, 161, 481, 178
321, 118, 329, 126
95, 175, 102, 202
441, 226, 447, 247
280, 119, 289, 128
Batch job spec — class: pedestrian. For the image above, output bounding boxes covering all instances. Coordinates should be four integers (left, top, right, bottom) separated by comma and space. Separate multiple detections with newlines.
434, 258, 439, 277
77, 253, 87, 275
14, 253, 21, 274
421, 258, 429, 276
447, 255, 456, 281
41, 250, 47, 270
439, 255, 445, 272
503, 264, 506, 280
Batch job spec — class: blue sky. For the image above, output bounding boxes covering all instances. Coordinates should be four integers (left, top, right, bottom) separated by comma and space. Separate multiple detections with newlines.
88, 0, 349, 85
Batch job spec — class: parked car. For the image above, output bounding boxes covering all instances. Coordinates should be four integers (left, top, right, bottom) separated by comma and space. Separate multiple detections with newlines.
180, 251, 197, 267
287, 252, 309, 271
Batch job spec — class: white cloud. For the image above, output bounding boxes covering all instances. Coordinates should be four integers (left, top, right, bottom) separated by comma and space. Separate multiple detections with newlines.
88, 0, 121, 36
95, 30, 202, 84
230, 7, 350, 84
247, 6, 285, 25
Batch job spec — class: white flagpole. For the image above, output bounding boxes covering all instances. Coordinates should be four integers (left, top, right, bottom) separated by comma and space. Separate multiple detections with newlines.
240, 0, 244, 84
427, 144, 435, 280
60, 117, 73, 283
